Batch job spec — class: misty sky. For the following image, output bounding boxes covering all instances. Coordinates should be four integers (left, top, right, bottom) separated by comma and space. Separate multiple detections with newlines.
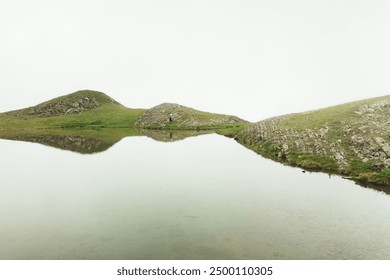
1, 0, 389, 121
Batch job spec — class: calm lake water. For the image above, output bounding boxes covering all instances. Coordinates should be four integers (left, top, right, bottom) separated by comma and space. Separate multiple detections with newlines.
0, 133, 390, 259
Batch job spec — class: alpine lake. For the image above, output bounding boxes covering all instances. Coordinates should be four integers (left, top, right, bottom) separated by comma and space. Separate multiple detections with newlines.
1, 129, 390, 260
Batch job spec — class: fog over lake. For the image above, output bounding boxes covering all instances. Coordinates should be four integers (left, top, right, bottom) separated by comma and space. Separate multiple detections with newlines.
0, 134, 390, 259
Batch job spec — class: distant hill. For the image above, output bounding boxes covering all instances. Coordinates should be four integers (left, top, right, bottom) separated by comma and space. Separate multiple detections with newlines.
136, 103, 247, 129
238, 95, 390, 186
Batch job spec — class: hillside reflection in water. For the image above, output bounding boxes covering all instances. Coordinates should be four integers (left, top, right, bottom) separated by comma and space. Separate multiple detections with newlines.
0, 133, 390, 259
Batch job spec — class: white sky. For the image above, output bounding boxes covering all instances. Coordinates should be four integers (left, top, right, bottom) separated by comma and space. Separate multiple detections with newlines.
1, 0, 389, 121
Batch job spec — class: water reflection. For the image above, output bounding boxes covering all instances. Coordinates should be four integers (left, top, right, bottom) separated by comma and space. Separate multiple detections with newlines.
9, 134, 112, 154
140, 129, 212, 142
0, 128, 389, 195
0, 128, 213, 154
1, 134, 390, 259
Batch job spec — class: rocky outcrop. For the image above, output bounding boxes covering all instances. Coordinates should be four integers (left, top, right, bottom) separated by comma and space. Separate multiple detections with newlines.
28, 96, 101, 117
238, 95, 390, 185
240, 117, 350, 169
345, 100, 390, 169
136, 103, 247, 129
26, 90, 121, 117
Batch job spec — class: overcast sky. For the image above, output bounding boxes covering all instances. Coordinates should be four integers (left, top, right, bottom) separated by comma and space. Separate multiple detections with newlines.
1, 0, 389, 121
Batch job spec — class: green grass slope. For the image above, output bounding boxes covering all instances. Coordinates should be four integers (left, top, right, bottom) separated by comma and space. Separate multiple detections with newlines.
0, 90, 145, 131
238, 95, 390, 187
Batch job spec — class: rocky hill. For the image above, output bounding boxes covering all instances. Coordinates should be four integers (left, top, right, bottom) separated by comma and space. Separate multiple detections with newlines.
237, 95, 390, 186
0, 90, 143, 129
136, 103, 247, 129
24, 90, 122, 117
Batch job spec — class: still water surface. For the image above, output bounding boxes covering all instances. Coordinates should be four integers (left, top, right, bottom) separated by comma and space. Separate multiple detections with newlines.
0, 134, 390, 259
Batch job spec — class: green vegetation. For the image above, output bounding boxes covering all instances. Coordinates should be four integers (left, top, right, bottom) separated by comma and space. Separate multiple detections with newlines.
347, 160, 390, 186
349, 160, 376, 173
41, 105, 144, 128
287, 152, 339, 172
215, 123, 250, 138
357, 170, 390, 186
278, 96, 387, 130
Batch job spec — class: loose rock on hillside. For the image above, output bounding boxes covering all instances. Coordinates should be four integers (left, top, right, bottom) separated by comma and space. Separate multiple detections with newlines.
29, 96, 100, 117
136, 103, 247, 129
27, 90, 121, 117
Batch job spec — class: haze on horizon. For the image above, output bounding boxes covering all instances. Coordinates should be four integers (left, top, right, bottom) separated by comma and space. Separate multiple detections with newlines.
1, 0, 390, 122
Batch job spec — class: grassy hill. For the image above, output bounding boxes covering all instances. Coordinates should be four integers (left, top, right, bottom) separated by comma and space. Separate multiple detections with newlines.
136, 103, 248, 131
237, 95, 390, 186
0, 90, 144, 130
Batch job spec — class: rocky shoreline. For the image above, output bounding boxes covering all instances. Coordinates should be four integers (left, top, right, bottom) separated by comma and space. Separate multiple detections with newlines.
237, 96, 390, 186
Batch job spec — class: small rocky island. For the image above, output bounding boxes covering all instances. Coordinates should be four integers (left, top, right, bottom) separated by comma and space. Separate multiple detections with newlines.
0, 90, 389, 187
